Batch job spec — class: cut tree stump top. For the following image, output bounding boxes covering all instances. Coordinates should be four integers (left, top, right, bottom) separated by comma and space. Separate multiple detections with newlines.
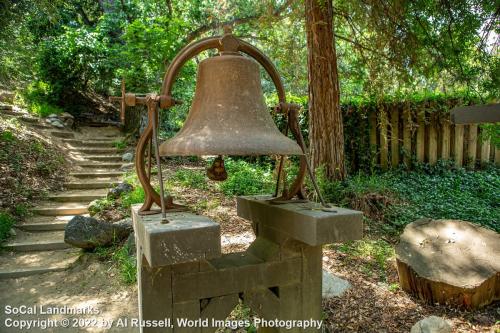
396, 219, 500, 308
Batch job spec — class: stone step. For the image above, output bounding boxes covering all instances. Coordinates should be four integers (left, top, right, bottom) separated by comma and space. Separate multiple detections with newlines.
48, 189, 108, 202
85, 155, 122, 162
19, 116, 40, 123
0, 105, 15, 112
76, 162, 124, 169
70, 171, 123, 179
85, 137, 119, 142
65, 181, 117, 189
62, 139, 116, 147
18, 215, 87, 231
71, 147, 122, 154
0, 249, 80, 279
3, 231, 69, 252
51, 131, 74, 138
31, 202, 89, 216
31, 123, 53, 130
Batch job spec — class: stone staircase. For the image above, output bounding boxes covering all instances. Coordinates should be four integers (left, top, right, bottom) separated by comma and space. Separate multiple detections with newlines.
0, 113, 127, 279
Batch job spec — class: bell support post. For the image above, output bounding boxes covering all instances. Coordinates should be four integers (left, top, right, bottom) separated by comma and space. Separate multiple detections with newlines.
131, 94, 185, 214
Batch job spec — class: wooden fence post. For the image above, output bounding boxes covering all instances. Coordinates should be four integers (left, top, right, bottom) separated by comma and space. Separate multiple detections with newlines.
454, 125, 464, 167
441, 119, 451, 161
428, 113, 438, 165
379, 107, 388, 170
467, 124, 478, 168
402, 107, 412, 167
369, 111, 378, 167
480, 136, 491, 165
416, 110, 425, 163
390, 106, 400, 168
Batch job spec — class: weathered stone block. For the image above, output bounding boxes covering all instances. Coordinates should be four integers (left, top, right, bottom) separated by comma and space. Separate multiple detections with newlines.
132, 205, 221, 267
237, 196, 363, 246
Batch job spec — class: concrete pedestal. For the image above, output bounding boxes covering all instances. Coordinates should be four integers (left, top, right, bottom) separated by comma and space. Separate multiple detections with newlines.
133, 196, 363, 332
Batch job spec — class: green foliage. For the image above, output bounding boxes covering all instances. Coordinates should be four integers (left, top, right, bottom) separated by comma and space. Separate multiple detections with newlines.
332, 240, 394, 280
0, 212, 15, 243
121, 187, 145, 209
88, 198, 114, 216
0, 130, 15, 142
30, 103, 63, 118
172, 169, 208, 190
218, 159, 274, 196
112, 243, 137, 284
37, 26, 112, 99
94, 243, 137, 284
112, 140, 127, 150
480, 124, 500, 149
322, 163, 500, 233
22, 81, 63, 117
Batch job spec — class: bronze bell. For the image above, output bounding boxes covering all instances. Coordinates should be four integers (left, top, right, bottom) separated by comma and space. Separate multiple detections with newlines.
159, 53, 303, 156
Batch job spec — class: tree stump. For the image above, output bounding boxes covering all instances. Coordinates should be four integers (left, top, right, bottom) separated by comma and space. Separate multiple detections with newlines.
396, 219, 500, 309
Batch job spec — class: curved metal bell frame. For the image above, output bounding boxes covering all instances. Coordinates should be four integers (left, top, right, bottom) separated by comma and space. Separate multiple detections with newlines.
135, 31, 308, 214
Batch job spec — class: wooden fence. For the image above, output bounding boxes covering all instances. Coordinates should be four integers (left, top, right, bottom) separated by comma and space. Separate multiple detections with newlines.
368, 105, 500, 170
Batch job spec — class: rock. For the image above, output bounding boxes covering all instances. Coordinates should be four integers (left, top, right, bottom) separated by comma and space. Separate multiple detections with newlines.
107, 182, 133, 199
60, 112, 74, 119
114, 217, 133, 232
126, 232, 136, 256
9, 228, 16, 237
64, 215, 132, 249
59, 112, 74, 127
49, 119, 65, 128
322, 270, 351, 298
122, 152, 133, 162
0, 91, 15, 104
120, 163, 134, 171
410, 316, 452, 333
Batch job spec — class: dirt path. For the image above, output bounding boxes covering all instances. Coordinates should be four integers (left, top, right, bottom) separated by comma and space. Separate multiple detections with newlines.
0, 115, 137, 332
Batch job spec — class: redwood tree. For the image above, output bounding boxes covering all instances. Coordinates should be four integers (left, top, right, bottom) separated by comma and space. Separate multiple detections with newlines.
305, 0, 345, 180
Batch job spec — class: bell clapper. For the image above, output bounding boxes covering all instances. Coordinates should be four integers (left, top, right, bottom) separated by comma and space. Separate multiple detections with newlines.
207, 155, 228, 181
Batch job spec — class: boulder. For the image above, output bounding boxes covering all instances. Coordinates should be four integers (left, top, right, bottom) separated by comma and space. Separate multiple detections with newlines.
410, 316, 452, 333
322, 270, 351, 298
49, 119, 65, 128
107, 182, 133, 199
114, 217, 133, 233
64, 215, 132, 249
122, 152, 133, 162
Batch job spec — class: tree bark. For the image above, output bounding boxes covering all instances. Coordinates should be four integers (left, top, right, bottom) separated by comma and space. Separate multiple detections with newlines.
305, 0, 345, 180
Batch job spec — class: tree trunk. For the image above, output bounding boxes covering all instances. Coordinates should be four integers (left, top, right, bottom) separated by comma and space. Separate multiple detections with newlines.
305, 0, 345, 180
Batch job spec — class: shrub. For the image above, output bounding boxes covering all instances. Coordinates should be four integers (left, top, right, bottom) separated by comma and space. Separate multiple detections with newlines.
121, 187, 145, 209
172, 169, 208, 190
30, 102, 63, 117
0, 212, 15, 243
112, 140, 127, 150
321, 163, 500, 234
218, 159, 274, 196
112, 243, 136, 284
